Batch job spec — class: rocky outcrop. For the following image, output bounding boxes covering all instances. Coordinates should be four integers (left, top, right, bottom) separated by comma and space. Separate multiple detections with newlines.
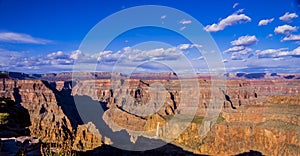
73, 122, 102, 151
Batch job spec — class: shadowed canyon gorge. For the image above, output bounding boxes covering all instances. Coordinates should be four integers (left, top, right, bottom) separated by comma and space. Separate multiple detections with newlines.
0, 72, 299, 155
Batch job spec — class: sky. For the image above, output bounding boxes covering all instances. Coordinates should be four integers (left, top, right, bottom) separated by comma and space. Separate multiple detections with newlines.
0, 0, 300, 74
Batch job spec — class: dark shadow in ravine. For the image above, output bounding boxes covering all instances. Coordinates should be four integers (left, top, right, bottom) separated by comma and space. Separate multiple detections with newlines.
77, 141, 203, 156
236, 150, 263, 156
0, 87, 31, 138
222, 90, 236, 109
41, 80, 83, 129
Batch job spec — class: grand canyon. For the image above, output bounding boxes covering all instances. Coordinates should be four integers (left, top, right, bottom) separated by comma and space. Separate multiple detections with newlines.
1, 0, 300, 155
0, 72, 299, 155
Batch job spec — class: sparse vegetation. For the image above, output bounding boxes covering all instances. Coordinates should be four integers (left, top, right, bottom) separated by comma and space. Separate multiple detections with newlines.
0, 112, 9, 125
216, 116, 225, 123
41, 143, 77, 156
0, 97, 15, 106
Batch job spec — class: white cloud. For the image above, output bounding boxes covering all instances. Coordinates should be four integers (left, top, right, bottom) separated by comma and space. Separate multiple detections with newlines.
179, 19, 192, 25
177, 43, 202, 50
70, 50, 84, 60
235, 9, 244, 14
279, 12, 298, 22
0, 46, 187, 73
0, 32, 51, 44
233, 3, 239, 8
290, 46, 300, 56
230, 48, 252, 60
258, 18, 274, 26
191, 44, 203, 49
226, 35, 257, 60
180, 26, 186, 31
231, 35, 258, 46
97, 50, 121, 62
116, 47, 182, 64
224, 46, 245, 53
281, 34, 300, 41
160, 15, 167, 19
268, 34, 273, 38
231, 53, 244, 60
256, 48, 286, 58
177, 44, 190, 50
204, 13, 251, 32
274, 25, 298, 35
47, 51, 69, 59
273, 57, 284, 61
256, 47, 300, 58
236, 47, 253, 54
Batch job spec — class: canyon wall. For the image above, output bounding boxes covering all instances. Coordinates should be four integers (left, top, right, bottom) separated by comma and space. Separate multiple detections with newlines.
0, 77, 299, 155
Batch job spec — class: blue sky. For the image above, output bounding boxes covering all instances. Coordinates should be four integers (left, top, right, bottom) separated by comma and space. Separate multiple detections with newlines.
0, 0, 300, 73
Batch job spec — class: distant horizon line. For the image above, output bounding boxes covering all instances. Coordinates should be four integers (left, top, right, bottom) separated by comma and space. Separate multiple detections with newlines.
2, 70, 300, 75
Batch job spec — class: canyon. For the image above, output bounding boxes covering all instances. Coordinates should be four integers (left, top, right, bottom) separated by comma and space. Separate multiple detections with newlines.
0, 72, 299, 155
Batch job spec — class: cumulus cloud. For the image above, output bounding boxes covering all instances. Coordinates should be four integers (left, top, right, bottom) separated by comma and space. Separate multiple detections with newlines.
191, 44, 203, 49
0, 32, 51, 44
177, 43, 202, 50
97, 50, 121, 62
230, 48, 253, 60
256, 47, 300, 58
70, 50, 84, 60
231, 35, 258, 46
47, 51, 69, 59
231, 53, 244, 60
224, 46, 245, 53
225, 46, 253, 60
179, 19, 192, 25
258, 18, 274, 26
274, 25, 298, 35
204, 13, 251, 32
225, 35, 257, 60
279, 12, 298, 22
256, 48, 287, 58
233, 3, 239, 8
290, 46, 300, 56
281, 34, 300, 41
177, 44, 191, 50
125, 47, 182, 62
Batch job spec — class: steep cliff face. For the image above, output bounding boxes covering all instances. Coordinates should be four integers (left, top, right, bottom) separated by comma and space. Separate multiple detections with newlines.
0, 77, 299, 155
71, 79, 300, 116
0, 80, 74, 144
0, 80, 101, 151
